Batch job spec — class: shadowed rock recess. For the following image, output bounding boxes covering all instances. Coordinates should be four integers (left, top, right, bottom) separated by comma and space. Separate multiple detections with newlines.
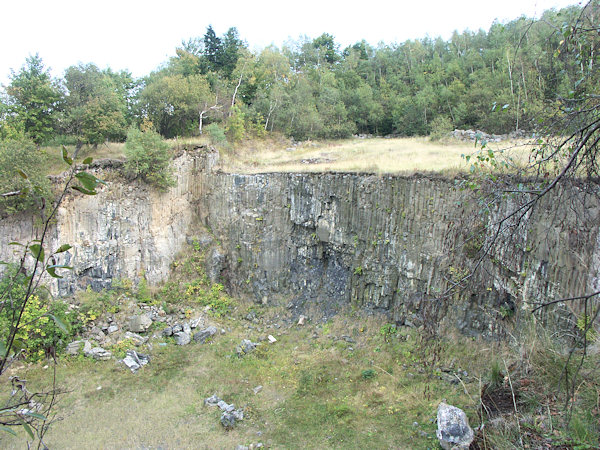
1, 148, 598, 338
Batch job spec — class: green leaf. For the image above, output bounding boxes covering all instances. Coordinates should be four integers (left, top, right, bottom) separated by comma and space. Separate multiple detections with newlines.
9, 242, 24, 246
0, 340, 6, 357
21, 421, 34, 439
29, 244, 44, 262
46, 264, 73, 278
0, 426, 17, 436
45, 267, 63, 279
23, 411, 46, 421
17, 169, 28, 179
62, 147, 73, 166
47, 313, 70, 334
72, 185, 97, 196
82, 157, 93, 165
75, 172, 99, 191
55, 244, 72, 253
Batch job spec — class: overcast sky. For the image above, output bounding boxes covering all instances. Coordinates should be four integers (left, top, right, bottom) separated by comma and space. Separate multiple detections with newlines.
0, 0, 583, 85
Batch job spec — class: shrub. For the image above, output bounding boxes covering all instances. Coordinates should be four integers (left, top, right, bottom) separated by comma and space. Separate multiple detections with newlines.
123, 127, 175, 191
0, 138, 52, 217
226, 105, 245, 143
0, 266, 73, 361
205, 123, 228, 147
429, 115, 453, 141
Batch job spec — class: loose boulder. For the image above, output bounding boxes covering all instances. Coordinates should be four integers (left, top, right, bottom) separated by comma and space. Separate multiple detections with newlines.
122, 350, 150, 373
236, 339, 257, 355
128, 314, 152, 333
436, 402, 474, 450
174, 331, 191, 346
194, 326, 217, 343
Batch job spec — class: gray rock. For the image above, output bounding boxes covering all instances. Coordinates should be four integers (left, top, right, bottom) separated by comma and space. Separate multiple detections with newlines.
237, 339, 256, 355
66, 340, 84, 355
183, 323, 192, 334
217, 400, 229, 411
129, 314, 152, 333
107, 324, 119, 334
124, 331, 148, 346
253, 385, 263, 394
194, 326, 217, 343
436, 402, 474, 450
86, 347, 112, 361
83, 340, 92, 354
190, 316, 204, 328
174, 332, 191, 346
161, 326, 173, 337
122, 350, 150, 372
221, 412, 236, 429
172, 323, 183, 334
206, 247, 226, 283
204, 394, 220, 406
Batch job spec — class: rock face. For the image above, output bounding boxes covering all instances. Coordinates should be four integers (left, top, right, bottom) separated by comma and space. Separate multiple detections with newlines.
1, 147, 598, 338
436, 402, 474, 450
195, 171, 600, 337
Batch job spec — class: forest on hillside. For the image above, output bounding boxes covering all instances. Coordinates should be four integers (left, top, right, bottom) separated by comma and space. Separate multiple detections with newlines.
0, 3, 597, 146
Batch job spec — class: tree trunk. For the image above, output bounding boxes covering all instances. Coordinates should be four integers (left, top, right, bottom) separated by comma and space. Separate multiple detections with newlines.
230, 64, 245, 116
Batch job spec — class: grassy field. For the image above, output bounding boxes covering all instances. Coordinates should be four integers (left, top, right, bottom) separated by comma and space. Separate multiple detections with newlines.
219, 136, 534, 175
0, 296, 598, 449
43, 135, 534, 176
0, 305, 492, 449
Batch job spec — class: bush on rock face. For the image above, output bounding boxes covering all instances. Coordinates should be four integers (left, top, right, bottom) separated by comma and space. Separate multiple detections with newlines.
0, 138, 52, 217
123, 127, 175, 191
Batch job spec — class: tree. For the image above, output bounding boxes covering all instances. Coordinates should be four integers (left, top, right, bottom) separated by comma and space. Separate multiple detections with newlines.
139, 73, 212, 137
123, 127, 175, 190
5, 55, 62, 145
0, 138, 52, 217
203, 25, 223, 73
62, 63, 129, 146
312, 33, 340, 65
221, 27, 245, 79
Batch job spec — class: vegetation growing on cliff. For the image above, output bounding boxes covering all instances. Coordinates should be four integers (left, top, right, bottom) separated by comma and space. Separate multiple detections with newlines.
123, 127, 175, 191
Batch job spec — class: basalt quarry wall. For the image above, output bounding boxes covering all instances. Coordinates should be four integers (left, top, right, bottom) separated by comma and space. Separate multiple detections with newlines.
1, 148, 598, 337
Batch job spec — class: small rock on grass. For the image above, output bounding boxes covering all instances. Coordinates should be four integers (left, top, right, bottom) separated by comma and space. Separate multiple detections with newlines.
221, 412, 237, 429
436, 402, 474, 450
193, 326, 217, 343
236, 339, 257, 355
174, 332, 191, 346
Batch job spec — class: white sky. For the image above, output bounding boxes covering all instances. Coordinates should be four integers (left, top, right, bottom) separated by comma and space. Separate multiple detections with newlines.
0, 0, 583, 85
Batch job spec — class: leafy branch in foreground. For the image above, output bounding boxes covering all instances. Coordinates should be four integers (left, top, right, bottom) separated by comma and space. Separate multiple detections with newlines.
454, 0, 600, 433
0, 144, 103, 446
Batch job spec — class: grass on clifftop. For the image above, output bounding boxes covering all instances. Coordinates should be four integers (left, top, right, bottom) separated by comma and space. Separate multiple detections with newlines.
41, 135, 533, 176
219, 136, 533, 175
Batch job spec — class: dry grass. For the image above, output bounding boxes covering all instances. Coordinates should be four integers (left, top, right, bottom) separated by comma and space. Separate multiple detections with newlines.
219, 136, 535, 175
43, 143, 127, 175
41, 135, 535, 177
